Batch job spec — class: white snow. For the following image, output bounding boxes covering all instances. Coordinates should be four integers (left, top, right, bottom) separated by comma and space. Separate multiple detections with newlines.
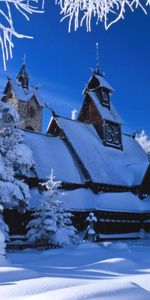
62, 189, 150, 213
29, 188, 43, 208
95, 74, 114, 91
29, 188, 150, 213
10, 80, 43, 107
136, 130, 150, 154
71, 109, 78, 120
23, 130, 83, 183
88, 91, 123, 124
0, 229, 5, 256
0, 240, 150, 299
27, 171, 77, 246
0, 100, 34, 211
56, 0, 150, 32
57, 117, 148, 186
83, 74, 114, 93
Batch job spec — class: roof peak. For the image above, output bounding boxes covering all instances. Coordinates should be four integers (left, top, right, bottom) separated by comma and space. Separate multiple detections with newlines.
17, 63, 29, 78
17, 63, 29, 89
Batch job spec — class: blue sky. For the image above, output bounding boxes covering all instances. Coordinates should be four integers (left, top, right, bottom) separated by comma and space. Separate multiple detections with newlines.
0, 3, 150, 134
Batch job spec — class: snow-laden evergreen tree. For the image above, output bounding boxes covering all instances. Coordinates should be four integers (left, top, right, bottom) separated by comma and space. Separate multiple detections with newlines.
27, 169, 77, 246
0, 228, 6, 258
0, 100, 35, 239
136, 130, 150, 159
0, 205, 7, 259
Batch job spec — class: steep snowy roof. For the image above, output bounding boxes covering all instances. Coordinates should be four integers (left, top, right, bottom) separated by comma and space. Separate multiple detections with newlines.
83, 74, 114, 95
17, 64, 29, 80
88, 91, 123, 124
56, 117, 148, 187
95, 74, 114, 91
23, 130, 83, 184
10, 80, 43, 107
29, 188, 150, 213
62, 189, 150, 213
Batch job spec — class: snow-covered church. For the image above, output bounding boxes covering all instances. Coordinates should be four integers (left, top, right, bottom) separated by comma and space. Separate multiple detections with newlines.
2, 61, 150, 239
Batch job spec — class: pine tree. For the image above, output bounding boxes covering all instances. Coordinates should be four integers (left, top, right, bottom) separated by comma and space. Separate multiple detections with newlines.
0, 100, 35, 246
0, 229, 6, 258
27, 169, 77, 246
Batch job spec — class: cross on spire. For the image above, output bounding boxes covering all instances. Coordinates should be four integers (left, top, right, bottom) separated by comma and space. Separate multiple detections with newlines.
22, 54, 26, 65
96, 42, 100, 74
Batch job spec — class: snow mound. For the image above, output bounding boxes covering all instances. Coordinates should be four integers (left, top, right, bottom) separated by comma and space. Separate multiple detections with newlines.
0, 267, 39, 284
77, 242, 100, 250
109, 241, 129, 250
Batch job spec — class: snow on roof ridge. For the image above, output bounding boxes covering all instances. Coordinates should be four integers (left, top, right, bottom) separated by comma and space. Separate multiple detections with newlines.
88, 91, 123, 124
21, 128, 64, 140
83, 74, 114, 94
9, 79, 43, 107
95, 74, 114, 91
23, 129, 83, 183
56, 114, 94, 126
57, 117, 148, 186
61, 189, 150, 212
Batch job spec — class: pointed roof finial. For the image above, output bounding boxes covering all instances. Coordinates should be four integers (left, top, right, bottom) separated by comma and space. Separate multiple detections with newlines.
23, 54, 26, 65
96, 42, 100, 75
17, 58, 29, 89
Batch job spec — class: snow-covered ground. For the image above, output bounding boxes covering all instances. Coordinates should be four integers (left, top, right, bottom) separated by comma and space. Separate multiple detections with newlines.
0, 240, 150, 299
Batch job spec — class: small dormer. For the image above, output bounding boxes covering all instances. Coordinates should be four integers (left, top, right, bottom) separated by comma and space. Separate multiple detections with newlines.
17, 64, 29, 89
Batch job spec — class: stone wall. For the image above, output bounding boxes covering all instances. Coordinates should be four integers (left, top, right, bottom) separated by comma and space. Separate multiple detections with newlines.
3, 81, 43, 133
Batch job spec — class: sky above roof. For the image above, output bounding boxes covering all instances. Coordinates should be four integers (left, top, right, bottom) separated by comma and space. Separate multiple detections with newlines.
0, 3, 150, 134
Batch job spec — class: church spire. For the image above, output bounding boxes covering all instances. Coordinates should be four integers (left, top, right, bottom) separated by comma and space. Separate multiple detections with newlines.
95, 42, 100, 74
17, 58, 29, 89
95, 43, 103, 76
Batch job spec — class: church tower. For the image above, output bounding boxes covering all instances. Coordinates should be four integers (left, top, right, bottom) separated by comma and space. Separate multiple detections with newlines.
17, 64, 29, 89
78, 44, 123, 150
2, 63, 43, 132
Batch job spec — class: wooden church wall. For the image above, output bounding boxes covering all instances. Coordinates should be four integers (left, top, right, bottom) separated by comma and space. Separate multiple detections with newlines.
78, 97, 102, 126
72, 211, 150, 235
87, 100, 102, 125
3, 208, 150, 241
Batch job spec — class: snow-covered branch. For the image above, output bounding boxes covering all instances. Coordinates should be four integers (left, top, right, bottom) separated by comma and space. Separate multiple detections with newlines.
55, 0, 150, 32
136, 130, 150, 154
0, 0, 43, 70
0, 0, 150, 68
0, 100, 35, 236
71, 108, 77, 120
